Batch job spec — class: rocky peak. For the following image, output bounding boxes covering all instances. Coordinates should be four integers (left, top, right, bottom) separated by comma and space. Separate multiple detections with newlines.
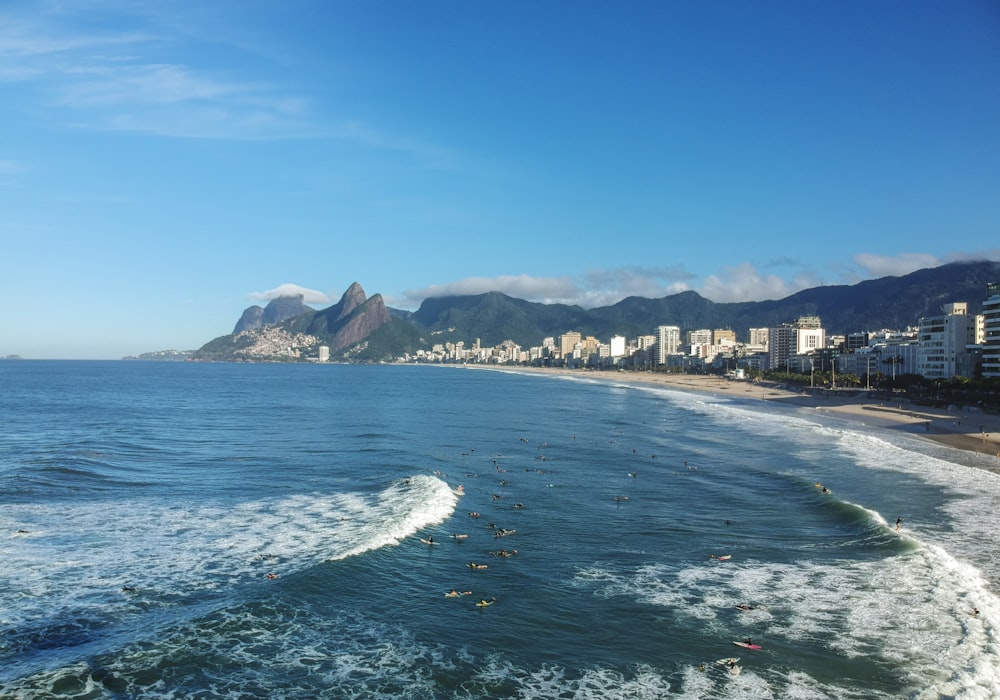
232, 295, 312, 335
334, 282, 367, 323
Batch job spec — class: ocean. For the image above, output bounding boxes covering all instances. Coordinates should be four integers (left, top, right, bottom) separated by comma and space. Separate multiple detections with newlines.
2, 361, 999, 699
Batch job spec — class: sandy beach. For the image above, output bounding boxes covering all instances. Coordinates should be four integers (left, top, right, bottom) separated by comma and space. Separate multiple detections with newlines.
471, 366, 1000, 470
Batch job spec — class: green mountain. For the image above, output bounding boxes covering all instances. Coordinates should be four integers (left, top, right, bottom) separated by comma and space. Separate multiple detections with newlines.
405, 261, 1000, 348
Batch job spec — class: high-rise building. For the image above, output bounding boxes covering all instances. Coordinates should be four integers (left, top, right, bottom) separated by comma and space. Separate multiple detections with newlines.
687, 329, 712, 346
982, 283, 1000, 379
610, 335, 626, 358
747, 328, 769, 349
559, 331, 582, 358
917, 302, 976, 379
713, 329, 736, 345
655, 325, 681, 365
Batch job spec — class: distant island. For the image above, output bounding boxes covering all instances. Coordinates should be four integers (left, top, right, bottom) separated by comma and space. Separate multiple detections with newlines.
123, 350, 192, 362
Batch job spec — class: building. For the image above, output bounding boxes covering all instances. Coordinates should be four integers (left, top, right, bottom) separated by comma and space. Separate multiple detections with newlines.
610, 335, 626, 358
983, 283, 1000, 379
559, 331, 581, 357
655, 325, 681, 365
917, 302, 977, 379
713, 329, 736, 345
747, 328, 769, 349
318, 346, 330, 362
687, 329, 712, 347
766, 326, 794, 370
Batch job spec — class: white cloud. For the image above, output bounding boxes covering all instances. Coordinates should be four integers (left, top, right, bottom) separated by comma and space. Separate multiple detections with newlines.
401, 267, 697, 310
853, 252, 941, 278
248, 284, 330, 305
396, 252, 1000, 312
698, 263, 799, 303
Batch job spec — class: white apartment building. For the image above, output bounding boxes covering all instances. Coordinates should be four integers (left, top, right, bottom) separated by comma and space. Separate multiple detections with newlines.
655, 325, 681, 365
610, 335, 626, 358
983, 283, 1000, 379
747, 328, 769, 352
917, 302, 976, 379
687, 329, 712, 347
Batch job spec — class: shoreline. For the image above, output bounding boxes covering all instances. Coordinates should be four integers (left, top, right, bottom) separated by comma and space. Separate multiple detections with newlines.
465, 365, 1000, 472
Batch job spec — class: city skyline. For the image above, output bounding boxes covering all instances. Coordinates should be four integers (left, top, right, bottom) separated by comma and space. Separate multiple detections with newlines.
2, 2, 999, 359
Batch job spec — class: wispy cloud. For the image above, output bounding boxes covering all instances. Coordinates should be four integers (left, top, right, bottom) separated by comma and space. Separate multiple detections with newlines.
401, 251, 1000, 311
852, 252, 941, 278
248, 284, 330, 305
698, 263, 802, 303
399, 267, 697, 310
0, 6, 444, 151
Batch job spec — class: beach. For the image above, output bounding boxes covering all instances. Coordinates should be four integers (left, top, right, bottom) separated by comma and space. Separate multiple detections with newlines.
474, 366, 1000, 470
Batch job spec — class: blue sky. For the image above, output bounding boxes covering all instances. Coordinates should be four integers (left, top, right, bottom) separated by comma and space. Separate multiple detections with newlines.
2, 1, 999, 359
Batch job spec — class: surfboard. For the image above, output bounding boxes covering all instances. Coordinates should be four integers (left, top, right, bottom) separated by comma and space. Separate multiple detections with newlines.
716, 554, 732, 561
733, 641, 761, 650
419, 538, 437, 545
715, 657, 739, 666
475, 599, 495, 607
450, 534, 468, 540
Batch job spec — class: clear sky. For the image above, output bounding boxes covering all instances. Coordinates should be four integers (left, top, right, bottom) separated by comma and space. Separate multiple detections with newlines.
2, 1, 999, 359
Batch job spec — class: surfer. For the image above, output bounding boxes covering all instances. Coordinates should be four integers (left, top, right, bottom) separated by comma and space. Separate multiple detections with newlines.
445, 589, 471, 598
896, 517, 903, 532
735, 604, 755, 611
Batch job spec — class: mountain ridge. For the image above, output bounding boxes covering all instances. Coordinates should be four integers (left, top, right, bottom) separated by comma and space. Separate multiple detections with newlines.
191, 261, 1000, 362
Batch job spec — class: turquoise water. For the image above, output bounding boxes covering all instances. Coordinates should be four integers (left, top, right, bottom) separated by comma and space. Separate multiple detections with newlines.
2, 361, 999, 698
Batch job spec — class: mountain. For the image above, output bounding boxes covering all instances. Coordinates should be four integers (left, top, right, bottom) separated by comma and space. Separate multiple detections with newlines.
232, 295, 312, 334
190, 261, 1000, 363
406, 260, 1000, 347
191, 283, 391, 362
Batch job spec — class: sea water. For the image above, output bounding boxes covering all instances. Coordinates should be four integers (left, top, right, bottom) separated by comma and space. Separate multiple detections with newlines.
1, 361, 999, 699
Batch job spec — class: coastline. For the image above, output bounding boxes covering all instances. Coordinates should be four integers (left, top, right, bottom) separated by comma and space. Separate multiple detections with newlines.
465, 365, 1000, 472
